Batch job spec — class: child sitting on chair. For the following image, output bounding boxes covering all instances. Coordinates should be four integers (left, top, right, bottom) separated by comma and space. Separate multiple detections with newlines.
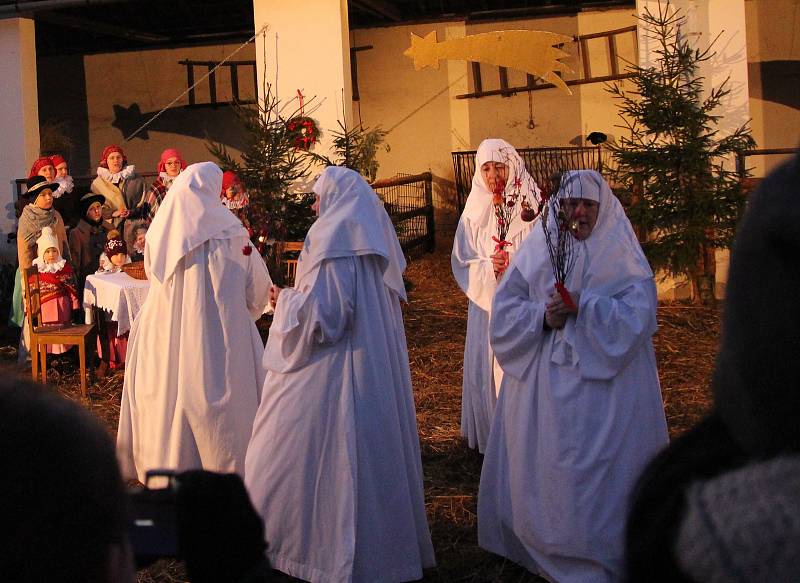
31, 226, 79, 354
97, 230, 132, 273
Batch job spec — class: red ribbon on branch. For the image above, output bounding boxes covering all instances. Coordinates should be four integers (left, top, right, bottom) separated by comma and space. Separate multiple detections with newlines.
492, 236, 512, 253
492, 236, 512, 276
554, 282, 576, 310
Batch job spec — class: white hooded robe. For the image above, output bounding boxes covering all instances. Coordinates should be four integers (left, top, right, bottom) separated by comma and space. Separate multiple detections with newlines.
116, 162, 272, 481
478, 170, 669, 582
451, 138, 540, 452
244, 167, 435, 583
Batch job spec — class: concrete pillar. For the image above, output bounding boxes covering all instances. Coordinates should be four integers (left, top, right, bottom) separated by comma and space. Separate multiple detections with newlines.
252, 0, 352, 173
0, 18, 39, 261
636, 0, 750, 150
444, 23, 471, 151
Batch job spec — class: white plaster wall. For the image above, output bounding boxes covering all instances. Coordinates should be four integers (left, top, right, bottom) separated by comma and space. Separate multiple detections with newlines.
745, 0, 800, 176
576, 7, 639, 147
353, 7, 638, 226
84, 43, 256, 175
0, 18, 38, 261
353, 21, 461, 221
636, 0, 751, 299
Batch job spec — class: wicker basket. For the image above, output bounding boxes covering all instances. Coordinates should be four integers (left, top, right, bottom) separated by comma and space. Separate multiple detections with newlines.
122, 261, 147, 280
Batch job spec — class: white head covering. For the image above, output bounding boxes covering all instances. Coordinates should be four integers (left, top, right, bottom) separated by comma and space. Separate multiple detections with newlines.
145, 162, 246, 283
461, 138, 542, 240
294, 166, 406, 300
35, 226, 60, 264
509, 170, 653, 367
529, 170, 652, 295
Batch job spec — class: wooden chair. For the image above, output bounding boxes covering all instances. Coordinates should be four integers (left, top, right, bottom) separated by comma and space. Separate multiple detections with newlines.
22, 266, 97, 397
280, 241, 304, 287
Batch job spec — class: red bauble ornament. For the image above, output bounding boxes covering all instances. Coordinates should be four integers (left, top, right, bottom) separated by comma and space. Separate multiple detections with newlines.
242, 245, 253, 256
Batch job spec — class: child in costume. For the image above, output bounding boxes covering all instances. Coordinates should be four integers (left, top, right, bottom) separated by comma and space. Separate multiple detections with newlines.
129, 225, 147, 262
96, 231, 131, 371
221, 171, 252, 234
97, 230, 132, 273
30, 227, 79, 354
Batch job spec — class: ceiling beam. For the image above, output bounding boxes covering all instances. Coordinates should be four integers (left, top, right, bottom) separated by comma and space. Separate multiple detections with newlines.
35, 11, 169, 43
351, 0, 402, 21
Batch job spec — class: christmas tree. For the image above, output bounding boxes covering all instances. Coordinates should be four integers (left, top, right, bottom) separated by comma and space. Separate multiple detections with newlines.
207, 81, 317, 284
607, 1, 754, 304
309, 119, 388, 183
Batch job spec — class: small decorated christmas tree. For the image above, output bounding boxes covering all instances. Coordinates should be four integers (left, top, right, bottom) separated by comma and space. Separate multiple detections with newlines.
607, 1, 754, 304
208, 82, 317, 284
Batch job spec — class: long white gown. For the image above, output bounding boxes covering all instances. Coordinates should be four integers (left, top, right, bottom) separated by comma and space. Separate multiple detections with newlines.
117, 163, 272, 481
245, 166, 435, 583
478, 171, 669, 582
451, 138, 538, 452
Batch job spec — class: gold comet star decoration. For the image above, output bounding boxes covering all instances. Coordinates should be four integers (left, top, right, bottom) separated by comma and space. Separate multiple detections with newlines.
404, 30, 574, 95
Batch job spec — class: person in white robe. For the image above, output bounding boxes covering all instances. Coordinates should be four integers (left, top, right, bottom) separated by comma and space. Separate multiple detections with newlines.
478, 170, 669, 582
116, 162, 272, 482
451, 138, 540, 452
244, 166, 435, 583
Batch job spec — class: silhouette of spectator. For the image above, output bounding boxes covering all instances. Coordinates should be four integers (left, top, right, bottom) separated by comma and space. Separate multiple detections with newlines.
626, 153, 800, 582
0, 373, 134, 582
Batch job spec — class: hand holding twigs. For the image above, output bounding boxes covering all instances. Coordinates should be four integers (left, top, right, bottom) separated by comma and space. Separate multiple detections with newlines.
545, 289, 579, 329
491, 251, 509, 279
546, 289, 579, 316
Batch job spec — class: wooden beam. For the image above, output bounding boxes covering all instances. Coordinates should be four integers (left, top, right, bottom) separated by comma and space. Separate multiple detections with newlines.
351, 0, 402, 21
471, 62, 483, 94
34, 11, 168, 43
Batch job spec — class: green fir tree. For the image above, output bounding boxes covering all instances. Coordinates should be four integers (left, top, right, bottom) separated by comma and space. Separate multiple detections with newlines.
607, 1, 754, 304
207, 82, 317, 284
310, 120, 389, 183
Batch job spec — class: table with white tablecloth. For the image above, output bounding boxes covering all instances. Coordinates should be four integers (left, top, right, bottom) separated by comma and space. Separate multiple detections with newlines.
83, 272, 150, 335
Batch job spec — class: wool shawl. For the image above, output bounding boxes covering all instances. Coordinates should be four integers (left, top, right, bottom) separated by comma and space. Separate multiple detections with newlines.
19, 204, 56, 245
30, 263, 78, 306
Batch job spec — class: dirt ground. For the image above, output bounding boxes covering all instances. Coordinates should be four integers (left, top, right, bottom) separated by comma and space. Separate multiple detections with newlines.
2, 245, 719, 583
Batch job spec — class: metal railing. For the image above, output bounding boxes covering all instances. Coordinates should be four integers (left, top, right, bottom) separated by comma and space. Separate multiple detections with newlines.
736, 147, 799, 178
372, 172, 435, 253
452, 146, 609, 212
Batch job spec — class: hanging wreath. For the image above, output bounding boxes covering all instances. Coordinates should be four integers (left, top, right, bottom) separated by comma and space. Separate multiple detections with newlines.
286, 116, 319, 150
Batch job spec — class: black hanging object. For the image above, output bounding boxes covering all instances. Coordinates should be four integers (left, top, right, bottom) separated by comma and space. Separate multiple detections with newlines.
587, 131, 608, 145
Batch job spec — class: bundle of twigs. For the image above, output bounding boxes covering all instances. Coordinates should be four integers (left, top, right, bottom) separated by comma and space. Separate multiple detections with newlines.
541, 171, 579, 309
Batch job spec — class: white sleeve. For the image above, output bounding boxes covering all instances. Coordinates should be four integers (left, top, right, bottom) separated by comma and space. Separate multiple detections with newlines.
489, 264, 548, 381
245, 251, 272, 320
575, 278, 658, 381
451, 218, 496, 312
264, 257, 356, 373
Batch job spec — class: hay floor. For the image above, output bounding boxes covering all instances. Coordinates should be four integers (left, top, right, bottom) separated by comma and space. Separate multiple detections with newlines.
3, 246, 719, 582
